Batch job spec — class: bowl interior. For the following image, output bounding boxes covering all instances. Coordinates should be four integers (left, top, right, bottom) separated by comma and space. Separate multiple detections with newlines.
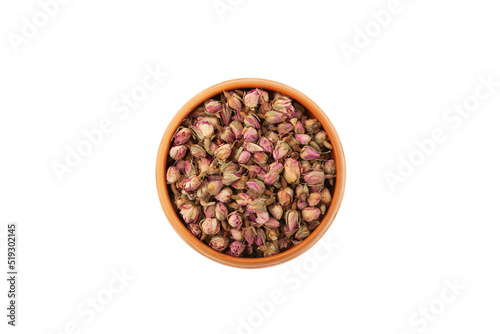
156, 78, 345, 268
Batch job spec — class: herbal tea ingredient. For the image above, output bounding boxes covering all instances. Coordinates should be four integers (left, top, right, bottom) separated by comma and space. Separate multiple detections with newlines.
166, 88, 335, 257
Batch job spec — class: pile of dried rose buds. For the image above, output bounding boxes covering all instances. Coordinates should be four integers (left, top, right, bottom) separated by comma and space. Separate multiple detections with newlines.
166, 88, 336, 257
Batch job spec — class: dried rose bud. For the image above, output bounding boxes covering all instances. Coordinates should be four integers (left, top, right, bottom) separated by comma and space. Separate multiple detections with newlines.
253, 152, 268, 165
244, 114, 261, 129
278, 237, 290, 250
260, 102, 272, 113
277, 187, 294, 208
184, 176, 202, 191
189, 144, 206, 158
264, 110, 287, 124
295, 184, 309, 200
300, 146, 321, 160
222, 171, 241, 185
176, 197, 189, 208
246, 179, 265, 195
184, 161, 198, 177
284, 158, 300, 184
268, 203, 283, 220
247, 198, 267, 213
176, 160, 186, 171
307, 192, 321, 206
215, 202, 228, 221
214, 187, 232, 202
235, 193, 252, 206
302, 207, 321, 222
187, 223, 202, 238
255, 210, 270, 225
244, 88, 269, 108
273, 141, 291, 160
272, 94, 294, 115
295, 134, 311, 145
259, 137, 274, 153
266, 228, 279, 241
294, 121, 305, 134
246, 165, 262, 178
227, 212, 243, 229
310, 184, 324, 193
196, 158, 210, 175
243, 227, 255, 245
297, 199, 308, 210
278, 123, 294, 135
207, 180, 223, 196
303, 170, 325, 186
224, 91, 242, 112
220, 104, 232, 126
221, 162, 239, 173
209, 236, 229, 252
237, 150, 251, 164
200, 218, 220, 235
229, 121, 243, 139
197, 181, 209, 200
245, 142, 264, 153
229, 241, 245, 256
169, 145, 187, 160
204, 99, 222, 114
284, 210, 299, 237
265, 217, 280, 230
264, 171, 280, 185
242, 127, 259, 142
220, 127, 235, 143
266, 131, 279, 145
173, 128, 192, 145
299, 160, 311, 174
313, 131, 328, 145
214, 144, 232, 160
268, 161, 284, 174
320, 187, 332, 204
180, 202, 201, 224
229, 228, 243, 241
324, 160, 336, 175
190, 121, 214, 140
295, 225, 310, 240
258, 242, 279, 257
304, 119, 320, 134
166, 166, 180, 184
255, 228, 266, 246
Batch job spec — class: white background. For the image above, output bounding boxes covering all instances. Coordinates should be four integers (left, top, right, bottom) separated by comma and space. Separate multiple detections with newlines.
1, 0, 499, 333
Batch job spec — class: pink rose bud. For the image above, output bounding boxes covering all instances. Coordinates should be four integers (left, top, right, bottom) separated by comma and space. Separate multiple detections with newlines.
268, 161, 284, 174
235, 193, 252, 206
184, 176, 202, 191
204, 99, 222, 114
169, 145, 187, 160
304, 119, 320, 134
229, 241, 245, 256
295, 225, 311, 240
247, 199, 267, 213
268, 203, 284, 220
264, 217, 280, 229
266, 228, 279, 241
264, 171, 280, 185
313, 131, 328, 145
176, 160, 186, 171
295, 134, 312, 145
277, 187, 294, 208
259, 137, 274, 153
243, 127, 259, 142
266, 131, 279, 144
220, 104, 233, 126
302, 207, 321, 222
203, 205, 215, 220
214, 187, 233, 203
237, 150, 251, 164
173, 128, 192, 145
189, 144, 206, 158
324, 160, 336, 175
264, 110, 287, 124
272, 94, 294, 115
243, 227, 255, 245
187, 223, 202, 238
303, 170, 325, 186
278, 123, 294, 136
215, 202, 228, 221
207, 180, 223, 196
295, 184, 309, 199
196, 181, 209, 200
255, 210, 270, 225
214, 144, 232, 160
284, 210, 299, 237
320, 187, 332, 204
260, 102, 273, 113
246, 165, 262, 178
246, 179, 265, 195
244, 114, 261, 129
227, 212, 243, 229
197, 116, 219, 127
166, 166, 180, 184
222, 171, 241, 185
190, 121, 214, 140
180, 202, 201, 224
300, 146, 321, 160
197, 158, 210, 174
220, 127, 235, 143
244, 88, 269, 108
184, 161, 198, 177
229, 228, 243, 241
255, 228, 266, 246
272, 141, 291, 160
224, 91, 242, 112
253, 152, 268, 165
310, 185, 324, 193
284, 158, 301, 184
307, 192, 321, 206
200, 218, 220, 235
209, 236, 229, 252
229, 121, 243, 139
294, 121, 305, 134
297, 199, 308, 210
245, 142, 264, 153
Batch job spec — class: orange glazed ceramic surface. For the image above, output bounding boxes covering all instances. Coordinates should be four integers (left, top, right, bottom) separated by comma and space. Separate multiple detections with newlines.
156, 78, 346, 268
